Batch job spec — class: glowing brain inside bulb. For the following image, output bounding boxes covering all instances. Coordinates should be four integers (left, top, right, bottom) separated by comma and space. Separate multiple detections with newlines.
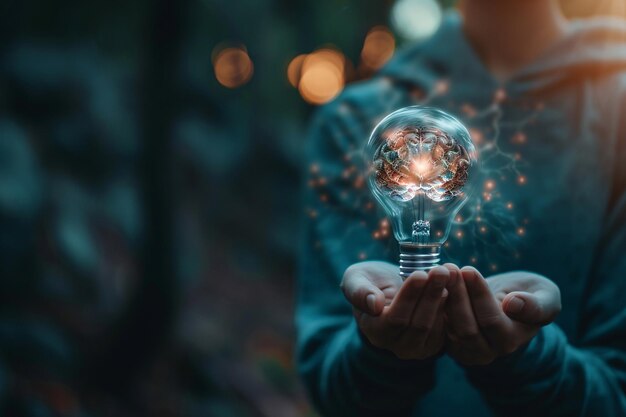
366, 106, 478, 276
373, 126, 470, 202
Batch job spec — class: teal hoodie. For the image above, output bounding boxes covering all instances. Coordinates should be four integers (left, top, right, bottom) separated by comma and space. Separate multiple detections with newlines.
297, 11, 626, 417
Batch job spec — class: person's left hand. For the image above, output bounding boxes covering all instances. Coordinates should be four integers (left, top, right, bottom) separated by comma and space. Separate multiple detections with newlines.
442, 264, 561, 366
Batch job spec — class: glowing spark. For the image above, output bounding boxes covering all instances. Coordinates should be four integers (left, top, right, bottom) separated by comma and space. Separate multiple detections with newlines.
494, 88, 506, 103
512, 132, 527, 144
469, 128, 483, 144
435, 80, 449, 95
461, 103, 477, 118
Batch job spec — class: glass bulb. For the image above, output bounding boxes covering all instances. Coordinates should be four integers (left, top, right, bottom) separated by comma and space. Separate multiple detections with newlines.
365, 106, 478, 277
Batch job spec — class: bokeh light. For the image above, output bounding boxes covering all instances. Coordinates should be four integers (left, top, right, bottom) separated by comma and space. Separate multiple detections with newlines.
212, 46, 254, 88
391, 0, 442, 40
360, 26, 395, 70
287, 54, 307, 87
297, 48, 346, 105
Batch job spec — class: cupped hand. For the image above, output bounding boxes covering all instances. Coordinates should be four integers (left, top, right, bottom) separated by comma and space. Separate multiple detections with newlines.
442, 264, 561, 365
341, 262, 450, 360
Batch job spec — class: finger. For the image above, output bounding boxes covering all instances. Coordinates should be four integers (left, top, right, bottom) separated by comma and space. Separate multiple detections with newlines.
445, 266, 489, 351
502, 288, 561, 325
441, 263, 459, 300
397, 271, 448, 358
355, 306, 401, 348
386, 271, 428, 326
442, 263, 460, 274
410, 266, 450, 333
462, 267, 510, 344
425, 288, 448, 351
341, 272, 386, 316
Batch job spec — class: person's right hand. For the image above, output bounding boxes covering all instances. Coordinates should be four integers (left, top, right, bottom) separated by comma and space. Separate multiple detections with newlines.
442, 264, 561, 366
341, 261, 450, 360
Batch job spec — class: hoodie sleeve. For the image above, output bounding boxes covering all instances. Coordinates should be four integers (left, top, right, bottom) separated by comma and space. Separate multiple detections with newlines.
461, 89, 626, 416
295, 98, 437, 417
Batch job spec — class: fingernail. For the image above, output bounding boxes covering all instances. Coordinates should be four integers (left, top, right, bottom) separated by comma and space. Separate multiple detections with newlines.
507, 296, 525, 314
366, 294, 376, 312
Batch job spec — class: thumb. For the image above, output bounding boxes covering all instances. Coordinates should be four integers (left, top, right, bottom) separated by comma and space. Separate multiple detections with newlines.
340, 273, 386, 316
502, 289, 561, 325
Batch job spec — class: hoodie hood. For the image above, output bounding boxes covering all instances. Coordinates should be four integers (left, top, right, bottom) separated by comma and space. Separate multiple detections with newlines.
380, 10, 626, 94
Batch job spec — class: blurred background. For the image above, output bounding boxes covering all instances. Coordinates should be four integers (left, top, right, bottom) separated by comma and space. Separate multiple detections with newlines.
0, 0, 624, 416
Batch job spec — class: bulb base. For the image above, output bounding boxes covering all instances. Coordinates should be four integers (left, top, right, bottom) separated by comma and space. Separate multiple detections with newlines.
399, 243, 441, 278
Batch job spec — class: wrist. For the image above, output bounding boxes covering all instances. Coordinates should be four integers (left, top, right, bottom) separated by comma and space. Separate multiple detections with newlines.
463, 324, 566, 385
355, 326, 440, 368
341, 322, 440, 410
462, 336, 535, 373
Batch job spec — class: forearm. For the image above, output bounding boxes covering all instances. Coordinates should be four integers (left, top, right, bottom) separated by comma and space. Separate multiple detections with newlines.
464, 324, 626, 416
298, 320, 436, 417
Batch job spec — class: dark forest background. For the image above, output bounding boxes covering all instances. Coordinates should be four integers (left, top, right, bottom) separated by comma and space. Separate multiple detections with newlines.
0, 0, 621, 416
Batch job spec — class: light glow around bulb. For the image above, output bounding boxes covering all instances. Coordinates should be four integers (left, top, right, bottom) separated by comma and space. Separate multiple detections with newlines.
366, 106, 478, 277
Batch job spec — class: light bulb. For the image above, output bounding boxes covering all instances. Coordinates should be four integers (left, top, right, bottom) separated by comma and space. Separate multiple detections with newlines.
365, 106, 478, 277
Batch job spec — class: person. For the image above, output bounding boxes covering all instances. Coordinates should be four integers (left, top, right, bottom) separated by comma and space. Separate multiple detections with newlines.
296, 0, 626, 416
